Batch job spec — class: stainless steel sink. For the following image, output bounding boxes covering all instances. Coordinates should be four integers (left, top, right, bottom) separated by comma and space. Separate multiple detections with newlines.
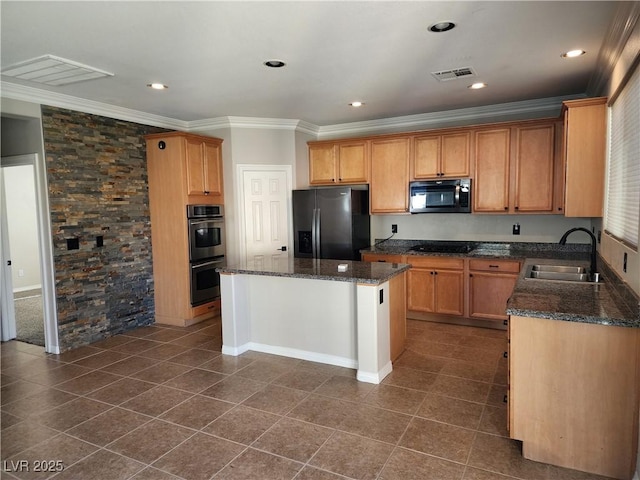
525, 264, 596, 283
531, 264, 586, 274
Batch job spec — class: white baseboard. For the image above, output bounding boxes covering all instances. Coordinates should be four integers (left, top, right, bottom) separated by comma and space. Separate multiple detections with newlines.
232, 342, 358, 370
357, 361, 393, 385
13, 284, 41, 293
633, 470, 639, 480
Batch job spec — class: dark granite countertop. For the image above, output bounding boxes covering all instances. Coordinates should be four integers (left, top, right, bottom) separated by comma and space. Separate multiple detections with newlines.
361, 239, 640, 328
507, 257, 639, 328
217, 257, 410, 285
361, 239, 591, 261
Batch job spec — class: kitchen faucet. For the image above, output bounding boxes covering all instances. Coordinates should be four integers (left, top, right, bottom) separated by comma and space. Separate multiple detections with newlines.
559, 227, 598, 277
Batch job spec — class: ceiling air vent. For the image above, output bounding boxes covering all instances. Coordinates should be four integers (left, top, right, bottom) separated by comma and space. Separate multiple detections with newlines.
1, 54, 114, 86
431, 67, 477, 82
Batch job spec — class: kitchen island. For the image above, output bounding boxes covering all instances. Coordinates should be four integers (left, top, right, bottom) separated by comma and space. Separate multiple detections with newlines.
217, 257, 410, 384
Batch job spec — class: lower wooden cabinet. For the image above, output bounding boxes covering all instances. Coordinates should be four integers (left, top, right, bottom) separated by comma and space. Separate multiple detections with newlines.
468, 259, 520, 321
509, 315, 640, 479
362, 253, 520, 324
406, 257, 464, 316
361, 253, 404, 263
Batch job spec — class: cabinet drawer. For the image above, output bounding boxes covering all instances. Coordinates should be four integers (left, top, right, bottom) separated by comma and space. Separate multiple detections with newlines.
469, 259, 520, 273
362, 253, 404, 263
406, 256, 464, 270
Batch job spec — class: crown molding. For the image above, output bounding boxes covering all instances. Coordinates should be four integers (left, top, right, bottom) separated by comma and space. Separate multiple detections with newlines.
315, 94, 584, 139
0, 81, 187, 130
188, 116, 319, 136
587, 1, 640, 97
1, 80, 582, 140
1, 81, 321, 135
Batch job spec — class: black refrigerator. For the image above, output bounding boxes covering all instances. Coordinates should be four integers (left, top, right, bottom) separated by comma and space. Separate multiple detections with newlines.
293, 186, 371, 260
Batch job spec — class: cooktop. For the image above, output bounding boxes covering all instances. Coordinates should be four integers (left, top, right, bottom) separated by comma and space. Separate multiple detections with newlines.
409, 243, 474, 254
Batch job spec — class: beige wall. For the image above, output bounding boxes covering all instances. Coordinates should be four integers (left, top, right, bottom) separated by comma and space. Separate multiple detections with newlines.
371, 214, 592, 244
197, 126, 300, 264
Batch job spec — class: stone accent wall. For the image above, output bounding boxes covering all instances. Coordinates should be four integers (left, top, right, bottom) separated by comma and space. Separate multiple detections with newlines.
41, 106, 167, 351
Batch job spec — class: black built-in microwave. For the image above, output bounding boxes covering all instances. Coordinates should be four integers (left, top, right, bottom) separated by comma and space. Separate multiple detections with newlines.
409, 178, 471, 213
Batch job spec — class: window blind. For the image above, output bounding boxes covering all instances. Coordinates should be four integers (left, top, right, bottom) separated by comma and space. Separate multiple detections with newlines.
605, 62, 640, 248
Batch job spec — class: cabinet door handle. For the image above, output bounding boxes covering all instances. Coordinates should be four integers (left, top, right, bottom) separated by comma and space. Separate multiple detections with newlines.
489, 265, 499, 269
503, 394, 508, 403
515, 206, 519, 210
504, 206, 508, 210
503, 351, 508, 358
503, 319, 508, 326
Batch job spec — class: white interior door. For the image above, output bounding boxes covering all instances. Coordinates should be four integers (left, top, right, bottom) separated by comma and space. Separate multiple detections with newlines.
0, 168, 17, 341
241, 168, 291, 263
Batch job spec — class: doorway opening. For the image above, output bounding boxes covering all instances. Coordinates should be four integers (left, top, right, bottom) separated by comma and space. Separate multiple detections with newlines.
0, 148, 59, 353
2, 163, 44, 346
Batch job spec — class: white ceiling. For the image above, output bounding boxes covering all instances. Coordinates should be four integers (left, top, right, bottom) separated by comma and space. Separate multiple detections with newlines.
0, 1, 619, 128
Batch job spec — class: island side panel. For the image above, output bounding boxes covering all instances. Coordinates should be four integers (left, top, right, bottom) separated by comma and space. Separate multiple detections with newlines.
356, 281, 392, 384
220, 273, 252, 355
241, 274, 358, 367
510, 315, 640, 480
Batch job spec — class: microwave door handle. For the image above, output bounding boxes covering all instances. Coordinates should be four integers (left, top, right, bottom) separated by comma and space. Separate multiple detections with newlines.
455, 184, 460, 206
191, 259, 225, 269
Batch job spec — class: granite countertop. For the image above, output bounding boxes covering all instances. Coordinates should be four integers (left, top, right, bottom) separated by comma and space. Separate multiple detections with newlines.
506, 257, 639, 328
217, 257, 410, 285
361, 239, 640, 328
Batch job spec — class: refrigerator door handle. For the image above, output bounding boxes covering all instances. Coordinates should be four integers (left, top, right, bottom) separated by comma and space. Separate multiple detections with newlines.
311, 208, 318, 258
316, 208, 321, 258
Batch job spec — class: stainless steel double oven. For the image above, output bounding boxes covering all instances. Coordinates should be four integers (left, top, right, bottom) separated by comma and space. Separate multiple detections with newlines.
187, 205, 225, 306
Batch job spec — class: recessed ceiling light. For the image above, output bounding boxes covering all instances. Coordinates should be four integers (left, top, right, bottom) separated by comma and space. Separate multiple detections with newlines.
147, 83, 168, 90
264, 60, 286, 68
428, 21, 456, 33
349, 101, 365, 107
468, 82, 487, 89
561, 49, 586, 58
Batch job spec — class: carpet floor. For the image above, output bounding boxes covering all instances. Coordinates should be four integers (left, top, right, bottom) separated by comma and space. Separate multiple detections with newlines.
14, 290, 45, 346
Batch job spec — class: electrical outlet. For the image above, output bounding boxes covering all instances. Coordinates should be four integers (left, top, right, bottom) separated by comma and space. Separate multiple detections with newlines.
391, 224, 398, 234
18, 269, 24, 277
512, 223, 520, 235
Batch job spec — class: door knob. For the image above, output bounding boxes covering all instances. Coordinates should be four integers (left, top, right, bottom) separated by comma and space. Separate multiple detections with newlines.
277, 246, 287, 251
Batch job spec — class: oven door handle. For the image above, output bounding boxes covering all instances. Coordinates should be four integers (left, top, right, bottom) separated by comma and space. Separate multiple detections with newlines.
191, 259, 225, 269
189, 220, 223, 226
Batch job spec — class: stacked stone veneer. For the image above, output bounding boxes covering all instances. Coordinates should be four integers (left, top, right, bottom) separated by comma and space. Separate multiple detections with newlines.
41, 106, 167, 351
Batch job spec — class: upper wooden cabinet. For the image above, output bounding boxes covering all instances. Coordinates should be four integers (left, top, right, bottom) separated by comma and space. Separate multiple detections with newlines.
562, 97, 607, 217
512, 123, 555, 213
474, 120, 558, 214
185, 137, 224, 199
370, 137, 410, 213
308, 140, 369, 185
473, 127, 511, 212
412, 131, 471, 179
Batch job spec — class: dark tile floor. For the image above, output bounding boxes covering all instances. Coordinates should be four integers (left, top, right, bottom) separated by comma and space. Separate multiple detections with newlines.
0, 317, 616, 480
